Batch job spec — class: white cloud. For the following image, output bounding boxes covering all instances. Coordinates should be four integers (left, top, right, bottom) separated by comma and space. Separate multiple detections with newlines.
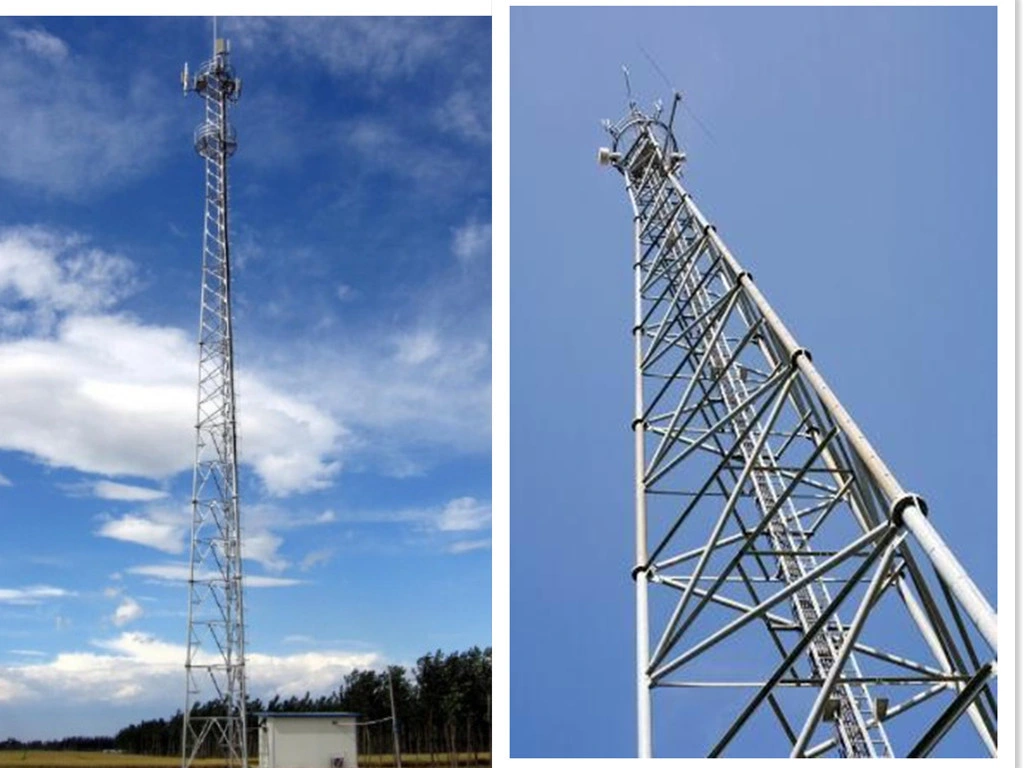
127, 564, 302, 588
8, 29, 68, 61
243, 531, 288, 573
0, 227, 136, 334
323, 497, 492, 534
226, 17, 464, 82
92, 481, 168, 502
0, 473, 10, 487
436, 497, 491, 532
299, 549, 334, 571
337, 117, 477, 195
96, 510, 185, 555
0, 631, 378, 705
336, 284, 356, 302
0, 678, 29, 701
0, 586, 72, 605
448, 539, 490, 555
451, 221, 491, 265
0, 26, 170, 196
320, 497, 491, 555
394, 329, 442, 366
0, 227, 343, 495
97, 501, 337, 576
238, 377, 343, 495
293, 324, 489, 463
112, 598, 142, 627
0, 314, 193, 478
435, 90, 490, 143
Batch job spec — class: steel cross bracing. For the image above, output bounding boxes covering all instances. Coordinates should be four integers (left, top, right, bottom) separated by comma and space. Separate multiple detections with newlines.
181, 37, 247, 768
599, 96, 997, 758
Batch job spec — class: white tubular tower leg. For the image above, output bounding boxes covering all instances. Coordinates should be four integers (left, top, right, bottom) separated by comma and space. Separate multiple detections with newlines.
630, 188, 653, 759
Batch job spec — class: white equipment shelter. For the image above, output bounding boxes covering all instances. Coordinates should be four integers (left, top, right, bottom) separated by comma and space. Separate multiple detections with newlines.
257, 712, 360, 768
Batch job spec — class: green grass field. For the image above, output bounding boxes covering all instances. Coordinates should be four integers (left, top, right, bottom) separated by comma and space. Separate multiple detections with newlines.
0, 753, 490, 768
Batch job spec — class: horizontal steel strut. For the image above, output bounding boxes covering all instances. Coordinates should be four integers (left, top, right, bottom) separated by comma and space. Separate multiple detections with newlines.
602, 97, 997, 758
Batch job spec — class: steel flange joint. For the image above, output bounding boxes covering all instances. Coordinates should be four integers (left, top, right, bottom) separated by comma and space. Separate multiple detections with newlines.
631, 563, 653, 581
790, 347, 813, 366
891, 493, 928, 527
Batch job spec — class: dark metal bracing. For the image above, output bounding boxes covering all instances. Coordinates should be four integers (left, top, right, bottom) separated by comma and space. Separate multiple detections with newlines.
602, 97, 997, 758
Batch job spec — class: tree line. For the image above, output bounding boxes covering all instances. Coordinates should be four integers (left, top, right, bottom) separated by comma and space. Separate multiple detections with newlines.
0, 647, 490, 764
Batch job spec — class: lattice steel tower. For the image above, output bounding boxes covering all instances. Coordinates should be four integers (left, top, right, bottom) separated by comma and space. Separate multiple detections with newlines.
180, 31, 247, 768
599, 92, 997, 758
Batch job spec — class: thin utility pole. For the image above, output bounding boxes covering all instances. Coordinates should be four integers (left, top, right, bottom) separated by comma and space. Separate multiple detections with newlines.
387, 667, 402, 768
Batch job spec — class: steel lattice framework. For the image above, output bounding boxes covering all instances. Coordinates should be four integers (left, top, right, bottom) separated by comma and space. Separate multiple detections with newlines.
599, 95, 997, 758
180, 35, 247, 768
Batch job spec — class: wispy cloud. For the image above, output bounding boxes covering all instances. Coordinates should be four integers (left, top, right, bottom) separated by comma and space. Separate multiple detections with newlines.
339, 117, 473, 192
90, 481, 168, 502
452, 220, 492, 265
448, 539, 490, 555
8, 28, 68, 61
0, 25, 170, 197
283, 321, 489, 469
434, 89, 490, 143
127, 564, 302, 588
0, 586, 73, 605
318, 497, 491, 555
0, 631, 378, 704
0, 227, 136, 335
96, 500, 336, 576
436, 497, 491, 532
111, 597, 142, 627
225, 17, 469, 83
299, 548, 334, 572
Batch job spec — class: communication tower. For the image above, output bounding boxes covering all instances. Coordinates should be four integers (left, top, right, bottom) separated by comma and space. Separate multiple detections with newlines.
180, 30, 247, 768
599, 92, 997, 757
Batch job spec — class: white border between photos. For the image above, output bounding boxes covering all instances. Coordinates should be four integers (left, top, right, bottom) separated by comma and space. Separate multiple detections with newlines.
493, 3, 511, 768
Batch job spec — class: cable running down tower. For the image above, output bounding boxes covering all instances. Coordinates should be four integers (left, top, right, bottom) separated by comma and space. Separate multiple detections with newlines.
180, 33, 247, 768
599, 92, 997, 758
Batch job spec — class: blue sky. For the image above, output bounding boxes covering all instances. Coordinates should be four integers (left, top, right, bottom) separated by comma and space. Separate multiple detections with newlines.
0, 16, 490, 738
511, 6, 995, 758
